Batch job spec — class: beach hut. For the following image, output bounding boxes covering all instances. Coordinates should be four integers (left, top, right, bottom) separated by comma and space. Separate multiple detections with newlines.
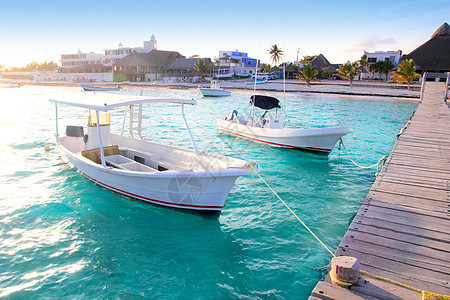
114, 50, 183, 82
401, 22, 450, 75
165, 58, 213, 82
270, 66, 283, 79
310, 54, 332, 71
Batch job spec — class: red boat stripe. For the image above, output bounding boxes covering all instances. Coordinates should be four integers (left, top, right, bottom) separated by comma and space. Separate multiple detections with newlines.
81, 173, 223, 210
219, 128, 331, 152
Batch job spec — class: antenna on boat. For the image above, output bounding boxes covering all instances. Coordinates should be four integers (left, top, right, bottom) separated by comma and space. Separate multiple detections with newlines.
250, 23, 263, 121
282, 41, 289, 124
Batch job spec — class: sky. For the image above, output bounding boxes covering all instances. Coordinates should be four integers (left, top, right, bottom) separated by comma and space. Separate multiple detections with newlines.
1, 0, 449, 67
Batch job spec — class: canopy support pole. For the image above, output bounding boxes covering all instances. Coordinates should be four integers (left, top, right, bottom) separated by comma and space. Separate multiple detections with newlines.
96, 110, 106, 168
54, 103, 59, 142
121, 105, 128, 136
181, 104, 198, 152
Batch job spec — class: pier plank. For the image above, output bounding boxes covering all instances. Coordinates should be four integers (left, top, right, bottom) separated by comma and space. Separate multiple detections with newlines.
310, 81, 450, 299
350, 215, 450, 243
338, 236, 450, 270
335, 248, 450, 295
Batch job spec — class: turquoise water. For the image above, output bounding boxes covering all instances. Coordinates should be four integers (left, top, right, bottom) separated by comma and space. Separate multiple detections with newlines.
0, 85, 416, 299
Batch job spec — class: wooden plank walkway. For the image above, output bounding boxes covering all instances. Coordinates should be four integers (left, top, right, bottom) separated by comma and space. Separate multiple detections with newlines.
310, 81, 450, 300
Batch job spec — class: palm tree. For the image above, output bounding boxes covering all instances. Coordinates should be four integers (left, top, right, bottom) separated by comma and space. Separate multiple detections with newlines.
382, 60, 394, 81
391, 59, 420, 91
192, 58, 212, 81
359, 54, 368, 70
338, 61, 359, 88
300, 55, 317, 64
260, 63, 271, 73
359, 54, 367, 80
296, 63, 318, 87
370, 61, 384, 80
268, 45, 284, 66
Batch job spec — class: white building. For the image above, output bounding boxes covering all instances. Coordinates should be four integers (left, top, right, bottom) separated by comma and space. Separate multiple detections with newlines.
364, 50, 402, 66
214, 50, 259, 78
104, 35, 157, 66
363, 50, 402, 80
60, 50, 104, 69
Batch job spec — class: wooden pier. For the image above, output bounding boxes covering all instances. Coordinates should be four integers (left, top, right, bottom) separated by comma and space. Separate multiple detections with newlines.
310, 81, 450, 300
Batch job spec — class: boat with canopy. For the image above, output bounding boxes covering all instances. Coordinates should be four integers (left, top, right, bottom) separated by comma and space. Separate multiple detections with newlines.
217, 95, 349, 153
50, 93, 259, 212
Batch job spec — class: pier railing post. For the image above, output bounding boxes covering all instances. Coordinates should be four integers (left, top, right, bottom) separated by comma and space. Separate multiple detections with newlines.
420, 72, 426, 102
445, 72, 450, 103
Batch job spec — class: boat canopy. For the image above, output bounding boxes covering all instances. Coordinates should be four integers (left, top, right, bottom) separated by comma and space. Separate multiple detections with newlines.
49, 93, 197, 112
250, 95, 281, 110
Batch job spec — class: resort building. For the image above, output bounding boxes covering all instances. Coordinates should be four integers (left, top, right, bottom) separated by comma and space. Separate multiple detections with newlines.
113, 49, 183, 82
214, 50, 259, 78
59, 50, 106, 71
362, 50, 402, 80
364, 50, 402, 66
104, 35, 158, 66
164, 58, 213, 83
401, 22, 450, 76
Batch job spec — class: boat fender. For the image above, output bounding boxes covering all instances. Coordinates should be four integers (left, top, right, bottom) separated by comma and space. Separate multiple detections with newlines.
83, 134, 89, 144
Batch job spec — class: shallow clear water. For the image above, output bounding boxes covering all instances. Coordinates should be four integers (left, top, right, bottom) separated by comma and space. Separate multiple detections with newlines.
0, 85, 416, 298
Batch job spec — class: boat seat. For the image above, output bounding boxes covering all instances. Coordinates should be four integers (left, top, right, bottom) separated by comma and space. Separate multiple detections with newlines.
104, 154, 157, 173
120, 148, 191, 172
151, 156, 192, 172
81, 145, 120, 164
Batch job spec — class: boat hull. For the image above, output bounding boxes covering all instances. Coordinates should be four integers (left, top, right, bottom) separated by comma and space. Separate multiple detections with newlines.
244, 79, 268, 85
81, 84, 121, 91
57, 137, 251, 212
217, 119, 349, 153
199, 88, 231, 97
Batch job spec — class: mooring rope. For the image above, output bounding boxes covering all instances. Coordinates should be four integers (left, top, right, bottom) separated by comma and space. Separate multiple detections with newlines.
338, 138, 388, 177
251, 168, 335, 258
250, 166, 450, 300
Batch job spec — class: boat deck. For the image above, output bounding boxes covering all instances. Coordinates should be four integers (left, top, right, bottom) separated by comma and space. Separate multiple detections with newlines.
310, 81, 450, 299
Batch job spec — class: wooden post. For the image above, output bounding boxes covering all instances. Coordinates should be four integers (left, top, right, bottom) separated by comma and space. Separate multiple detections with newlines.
445, 72, 449, 102
330, 256, 360, 287
420, 72, 426, 102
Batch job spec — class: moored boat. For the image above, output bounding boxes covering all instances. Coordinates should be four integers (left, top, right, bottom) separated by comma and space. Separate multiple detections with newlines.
50, 93, 260, 212
244, 78, 268, 85
199, 80, 231, 97
81, 84, 121, 91
217, 95, 349, 153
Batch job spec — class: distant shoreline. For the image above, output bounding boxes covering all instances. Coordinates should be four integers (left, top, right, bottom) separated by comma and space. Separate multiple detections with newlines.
1, 78, 420, 101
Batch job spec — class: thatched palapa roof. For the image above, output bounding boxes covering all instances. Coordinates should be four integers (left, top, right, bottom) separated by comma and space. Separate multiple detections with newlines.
310, 54, 331, 71
115, 49, 183, 68
166, 58, 212, 70
401, 22, 450, 71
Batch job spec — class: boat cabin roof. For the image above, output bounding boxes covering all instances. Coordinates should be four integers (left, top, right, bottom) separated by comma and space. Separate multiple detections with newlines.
49, 93, 197, 112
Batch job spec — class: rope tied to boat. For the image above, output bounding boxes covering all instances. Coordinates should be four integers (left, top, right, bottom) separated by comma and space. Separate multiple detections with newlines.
248, 165, 450, 300
338, 138, 388, 177
249, 165, 335, 257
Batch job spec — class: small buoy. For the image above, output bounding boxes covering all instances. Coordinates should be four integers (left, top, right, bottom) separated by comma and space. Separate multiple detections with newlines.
45, 145, 50, 151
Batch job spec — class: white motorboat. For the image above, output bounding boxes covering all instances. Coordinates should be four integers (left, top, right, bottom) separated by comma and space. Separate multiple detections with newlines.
50, 93, 260, 212
217, 95, 349, 153
244, 78, 268, 85
81, 84, 121, 91
199, 80, 231, 97
0, 83, 21, 88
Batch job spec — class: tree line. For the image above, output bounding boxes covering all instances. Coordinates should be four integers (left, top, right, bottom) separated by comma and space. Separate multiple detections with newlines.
266, 45, 420, 91
0, 61, 58, 72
